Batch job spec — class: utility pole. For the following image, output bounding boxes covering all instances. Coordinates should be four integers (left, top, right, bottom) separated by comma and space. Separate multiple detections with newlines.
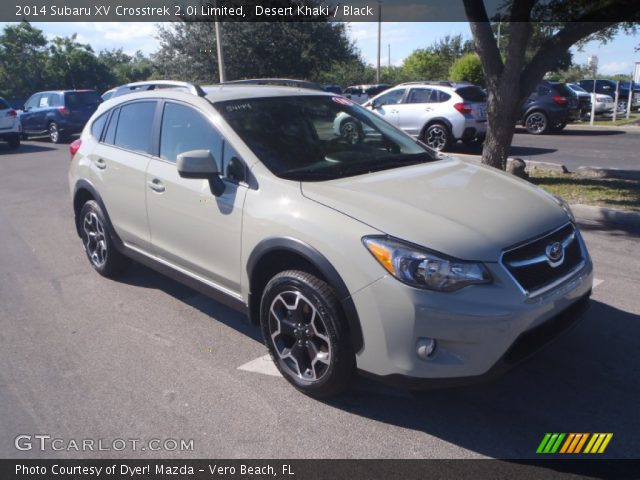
376, 1, 381, 83
388, 44, 391, 68
214, 0, 226, 82
588, 54, 598, 126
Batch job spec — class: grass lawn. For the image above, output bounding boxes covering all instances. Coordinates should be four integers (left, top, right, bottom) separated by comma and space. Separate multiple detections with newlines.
530, 170, 640, 212
572, 112, 640, 127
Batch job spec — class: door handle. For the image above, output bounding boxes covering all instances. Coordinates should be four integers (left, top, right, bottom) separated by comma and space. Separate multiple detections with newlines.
424, 107, 433, 111
148, 179, 165, 193
94, 158, 106, 170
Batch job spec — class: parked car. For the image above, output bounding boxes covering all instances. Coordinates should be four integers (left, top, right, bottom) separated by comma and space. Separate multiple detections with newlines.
336, 81, 487, 151
343, 84, 391, 104
567, 83, 613, 115
577, 79, 640, 112
69, 82, 593, 397
520, 81, 579, 134
21, 90, 101, 143
323, 85, 343, 95
0, 96, 22, 149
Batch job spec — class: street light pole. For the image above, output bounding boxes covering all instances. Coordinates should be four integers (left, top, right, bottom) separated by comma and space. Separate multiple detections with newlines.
214, 0, 226, 83
376, 1, 381, 83
588, 54, 598, 126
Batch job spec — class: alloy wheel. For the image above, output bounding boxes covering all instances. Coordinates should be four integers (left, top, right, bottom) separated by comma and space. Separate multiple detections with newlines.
49, 123, 59, 143
268, 290, 331, 382
82, 211, 108, 268
525, 112, 547, 134
426, 125, 448, 151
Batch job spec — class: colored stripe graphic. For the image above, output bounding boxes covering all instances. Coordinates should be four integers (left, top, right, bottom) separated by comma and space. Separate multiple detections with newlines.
538, 433, 613, 454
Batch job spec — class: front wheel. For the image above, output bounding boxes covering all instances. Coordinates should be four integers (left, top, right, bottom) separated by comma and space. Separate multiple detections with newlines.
524, 111, 549, 135
48, 122, 61, 143
260, 270, 355, 398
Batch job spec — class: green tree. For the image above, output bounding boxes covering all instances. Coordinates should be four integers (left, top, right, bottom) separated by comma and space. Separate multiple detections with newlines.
0, 21, 49, 99
99, 49, 153, 86
402, 50, 446, 80
153, 19, 359, 83
449, 53, 485, 86
463, 0, 640, 169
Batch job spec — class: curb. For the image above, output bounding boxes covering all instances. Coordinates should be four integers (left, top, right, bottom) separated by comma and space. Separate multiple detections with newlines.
571, 204, 640, 230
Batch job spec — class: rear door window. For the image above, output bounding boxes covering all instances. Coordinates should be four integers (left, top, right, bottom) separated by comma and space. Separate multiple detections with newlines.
91, 113, 109, 140
113, 101, 157, 154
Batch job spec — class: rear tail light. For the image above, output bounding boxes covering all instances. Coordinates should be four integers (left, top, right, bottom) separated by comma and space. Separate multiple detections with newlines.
58, 106, 70, 116
453, 102, 472, 114
6, 109, 17, 117
69, 139, 82, 158
552, 95, 567, 105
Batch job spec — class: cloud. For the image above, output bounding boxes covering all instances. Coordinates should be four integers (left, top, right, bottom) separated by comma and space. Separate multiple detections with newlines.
600, 61, 634, 75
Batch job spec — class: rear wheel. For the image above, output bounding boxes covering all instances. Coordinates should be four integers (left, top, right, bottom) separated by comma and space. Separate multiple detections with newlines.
79, 200, 129, 277
339, 119, 363, 144
524, 111, 549, 135
423, 123, 451, 151
260, 270, 355, 398
48, 122, 61, 143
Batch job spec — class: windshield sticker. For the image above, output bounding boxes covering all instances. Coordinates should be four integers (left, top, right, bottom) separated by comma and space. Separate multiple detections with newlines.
332, 96, 353, 106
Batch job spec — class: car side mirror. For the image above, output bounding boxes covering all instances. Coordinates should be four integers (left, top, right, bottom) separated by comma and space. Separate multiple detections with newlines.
370, 100, 379, 109
177, 149, 225, 196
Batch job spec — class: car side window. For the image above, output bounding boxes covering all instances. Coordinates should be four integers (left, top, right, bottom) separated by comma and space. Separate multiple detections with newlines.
48, 93, 61, 107
375, 89, 405, 106
103, 108, 120, 145
38, 95, 50, 108
113, 101, 156, 154
222, 142, 246, 183
406, 88, 434, 104
91, 112, 109, 140
159, 102, 223, 170
24, 94, 40, 110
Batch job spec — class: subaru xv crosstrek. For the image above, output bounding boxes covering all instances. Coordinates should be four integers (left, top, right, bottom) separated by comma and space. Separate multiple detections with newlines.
69, 84, 593, 398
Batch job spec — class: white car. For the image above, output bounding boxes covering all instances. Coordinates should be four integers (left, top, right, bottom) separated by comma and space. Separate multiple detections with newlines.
0, 96, 22, 149
567, 83, 614, 115
337, 82, 487, 151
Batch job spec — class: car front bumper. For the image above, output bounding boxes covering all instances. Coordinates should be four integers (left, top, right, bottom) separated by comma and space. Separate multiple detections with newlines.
351, 247, 593, 385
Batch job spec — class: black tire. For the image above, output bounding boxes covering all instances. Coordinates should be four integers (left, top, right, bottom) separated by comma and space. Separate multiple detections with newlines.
550, 121, 567, 133
260, 270, 355, 398
7, 135, 20, 149
423, 123, 451, 151
48, 122, 67, 143
524, 111, 549, 135
78, 200, 129, 277
339, 119, 363, 144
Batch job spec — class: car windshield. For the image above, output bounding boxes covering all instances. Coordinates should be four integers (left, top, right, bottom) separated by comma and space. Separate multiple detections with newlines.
455, 86, 486, 102
215, 95, 436, 181
569, 84, 588, 94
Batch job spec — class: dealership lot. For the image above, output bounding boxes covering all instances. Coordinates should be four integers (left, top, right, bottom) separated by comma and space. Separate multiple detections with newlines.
0, 141, 639, 459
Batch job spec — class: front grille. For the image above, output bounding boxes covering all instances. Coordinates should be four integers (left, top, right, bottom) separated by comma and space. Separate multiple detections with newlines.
502, 223, 584, 296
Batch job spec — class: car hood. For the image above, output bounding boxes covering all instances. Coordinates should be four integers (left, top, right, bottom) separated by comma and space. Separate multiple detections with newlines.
301, 157, 569, 261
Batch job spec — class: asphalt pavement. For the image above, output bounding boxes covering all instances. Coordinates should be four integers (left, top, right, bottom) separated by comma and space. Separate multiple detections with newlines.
449, 125, 640, 171
0, 139, 639, 460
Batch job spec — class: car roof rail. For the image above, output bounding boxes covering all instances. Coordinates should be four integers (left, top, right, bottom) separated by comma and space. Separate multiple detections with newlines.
218, 78, 325, 91
114, 80, 206, 98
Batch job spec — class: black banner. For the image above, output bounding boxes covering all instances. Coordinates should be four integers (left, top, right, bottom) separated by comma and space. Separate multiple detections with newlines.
2, 459, 640, 480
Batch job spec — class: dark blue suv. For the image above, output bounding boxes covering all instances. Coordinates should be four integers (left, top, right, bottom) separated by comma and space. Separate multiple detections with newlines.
520, 81, 580, 135
20, 90, 101, 143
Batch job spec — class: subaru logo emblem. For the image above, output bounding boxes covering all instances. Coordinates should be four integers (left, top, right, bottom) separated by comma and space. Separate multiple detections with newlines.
545, 241, 564, 267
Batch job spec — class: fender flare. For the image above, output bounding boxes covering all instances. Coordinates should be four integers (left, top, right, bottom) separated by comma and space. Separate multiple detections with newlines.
72, 179, 124, 250
247, 237, 364, 353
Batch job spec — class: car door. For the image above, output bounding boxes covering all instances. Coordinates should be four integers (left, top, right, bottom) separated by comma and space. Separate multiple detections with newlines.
21, 94, 41, 133
368, 88, 406, 126
90, 100, 157, 251
145, 101, 247, 294
394, 87, 437, 136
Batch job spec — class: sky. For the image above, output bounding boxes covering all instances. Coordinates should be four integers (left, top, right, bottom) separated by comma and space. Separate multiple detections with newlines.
2, 21, 639, 76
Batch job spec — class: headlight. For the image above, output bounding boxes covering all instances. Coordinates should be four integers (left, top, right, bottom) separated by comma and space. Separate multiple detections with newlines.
362, 236, 491, 292
551, 194, 575, 222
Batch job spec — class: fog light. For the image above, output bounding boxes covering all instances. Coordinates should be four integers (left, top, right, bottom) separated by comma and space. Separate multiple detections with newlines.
416, 337, 436, 360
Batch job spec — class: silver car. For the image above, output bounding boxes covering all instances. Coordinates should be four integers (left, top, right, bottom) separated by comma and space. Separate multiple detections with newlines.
69, 83, 593, 397
351, 81, 488, 151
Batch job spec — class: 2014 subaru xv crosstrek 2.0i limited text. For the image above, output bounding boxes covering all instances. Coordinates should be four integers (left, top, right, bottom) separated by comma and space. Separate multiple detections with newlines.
69, 83, 593, 398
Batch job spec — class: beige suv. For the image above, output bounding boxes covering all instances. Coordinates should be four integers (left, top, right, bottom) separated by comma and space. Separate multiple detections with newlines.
69, 83, 593, 397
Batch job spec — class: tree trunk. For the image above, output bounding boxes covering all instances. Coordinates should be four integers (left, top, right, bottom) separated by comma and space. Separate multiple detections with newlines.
481, 80, 523, 170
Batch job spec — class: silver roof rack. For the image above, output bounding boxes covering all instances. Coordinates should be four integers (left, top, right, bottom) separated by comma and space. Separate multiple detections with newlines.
112, 80, 206, 98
